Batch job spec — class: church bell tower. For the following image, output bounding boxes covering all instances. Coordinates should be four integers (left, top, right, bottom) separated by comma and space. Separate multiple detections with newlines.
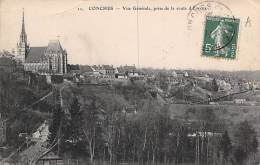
16, 8, 29, 63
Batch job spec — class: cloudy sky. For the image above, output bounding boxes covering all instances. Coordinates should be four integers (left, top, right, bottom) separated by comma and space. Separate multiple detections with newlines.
0, 0, 260, 70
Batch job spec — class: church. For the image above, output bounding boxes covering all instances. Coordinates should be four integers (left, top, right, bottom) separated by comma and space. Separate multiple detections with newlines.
16, 10, 67, 75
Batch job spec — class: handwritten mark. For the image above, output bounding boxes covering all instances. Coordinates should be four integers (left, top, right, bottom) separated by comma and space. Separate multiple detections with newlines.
245, 16, 252, 27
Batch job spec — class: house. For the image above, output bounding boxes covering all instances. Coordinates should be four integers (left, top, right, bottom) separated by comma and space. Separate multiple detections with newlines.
31, 121, 49, 142
172, 71, 178, 77
92, 65, 104, 74
115, 73, 127, 79
115, 65, 146, 80
168, 75, 180, 85
92, 65, 115, 78
121, 65, 136, 73
115, 67, 126, 79
195, 76, 212, 82
103, 65, 115, 77
184, 71, 189, 77
116, 65, 136, 75
250, 81, 260, 90
217, 79, 232, 91
128, 71, 139, 78
79, 65, 94, 76
36, 152, 64, 165
176, 71, 184, 78
67, 64, 80, 73
234, 99, 246, 104
188, 131, 222, 137
241, 82, 250, 90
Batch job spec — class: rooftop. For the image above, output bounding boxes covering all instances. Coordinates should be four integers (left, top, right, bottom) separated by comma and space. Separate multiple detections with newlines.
25, 47, 47, 63
46, 40, 63, 53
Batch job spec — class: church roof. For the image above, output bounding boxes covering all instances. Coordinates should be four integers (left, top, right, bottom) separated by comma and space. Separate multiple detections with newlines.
24, 40, 65, 63
25, 47, 47, 63
46, 40, 63, 53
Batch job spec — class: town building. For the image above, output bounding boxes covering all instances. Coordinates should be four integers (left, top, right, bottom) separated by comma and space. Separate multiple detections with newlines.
31, 120, 49, 143
92, 65, 115, 78
36, 152, 64, 165
217, 79, 232, 91
115, 65, 140, 79
16, 9, 67, 75
116, 65, 136, 74
234, 98, 246, 104
79, 65, 94, 76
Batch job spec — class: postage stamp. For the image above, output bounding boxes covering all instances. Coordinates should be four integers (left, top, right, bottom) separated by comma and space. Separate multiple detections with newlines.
202, 16, 240, 59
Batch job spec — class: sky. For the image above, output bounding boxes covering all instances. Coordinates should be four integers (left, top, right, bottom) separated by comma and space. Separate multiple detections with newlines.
0, 0, 260, 70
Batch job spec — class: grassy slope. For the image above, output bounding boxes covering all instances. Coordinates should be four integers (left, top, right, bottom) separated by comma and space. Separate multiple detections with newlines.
168, 103, 260, 152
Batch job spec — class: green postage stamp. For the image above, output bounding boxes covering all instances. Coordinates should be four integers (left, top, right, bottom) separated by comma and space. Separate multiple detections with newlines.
202, 16, 240, 59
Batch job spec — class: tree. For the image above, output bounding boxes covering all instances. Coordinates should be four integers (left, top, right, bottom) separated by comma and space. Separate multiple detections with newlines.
60, 97, 83, 156
218, 130, 232, 163
233, 121, 258, 163
157, 72, 169, 91
69, 97, 82, 143
81, 96, 102, 163
192, 107, 226, 164
233, 146, 247, 165
211, 78, 218, 92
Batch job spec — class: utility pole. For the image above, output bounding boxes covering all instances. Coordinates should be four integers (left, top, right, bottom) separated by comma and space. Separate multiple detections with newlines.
136, 0, 140, 68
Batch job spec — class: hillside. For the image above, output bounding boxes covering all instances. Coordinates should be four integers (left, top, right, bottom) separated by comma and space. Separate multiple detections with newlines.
1, 71, 259, 164
53, 79, 260, 164
0, 71, 52, 149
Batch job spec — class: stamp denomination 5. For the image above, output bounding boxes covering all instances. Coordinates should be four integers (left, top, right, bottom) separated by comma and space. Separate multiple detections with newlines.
202, 16, 240, 59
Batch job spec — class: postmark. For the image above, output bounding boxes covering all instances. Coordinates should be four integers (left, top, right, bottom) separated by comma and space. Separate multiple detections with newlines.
187, 1, 234, 31
202, 16, 240, 59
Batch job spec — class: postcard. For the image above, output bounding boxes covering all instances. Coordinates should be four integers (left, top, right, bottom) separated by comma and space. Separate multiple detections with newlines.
0, 0, 259, 164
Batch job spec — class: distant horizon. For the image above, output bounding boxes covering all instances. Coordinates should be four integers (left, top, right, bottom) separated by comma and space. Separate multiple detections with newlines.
68, 62, 260, 72
1, 48, 260, 72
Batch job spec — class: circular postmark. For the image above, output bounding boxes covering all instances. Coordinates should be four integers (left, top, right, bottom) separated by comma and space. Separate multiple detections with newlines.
187, 0, 234, 31
187, 1, 240, 58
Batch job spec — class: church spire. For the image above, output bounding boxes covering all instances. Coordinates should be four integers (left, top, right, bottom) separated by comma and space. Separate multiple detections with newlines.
20, 8, 27, 44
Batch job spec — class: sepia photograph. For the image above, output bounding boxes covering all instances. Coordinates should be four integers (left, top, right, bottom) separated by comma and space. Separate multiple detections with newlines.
0, 0, 260, 164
